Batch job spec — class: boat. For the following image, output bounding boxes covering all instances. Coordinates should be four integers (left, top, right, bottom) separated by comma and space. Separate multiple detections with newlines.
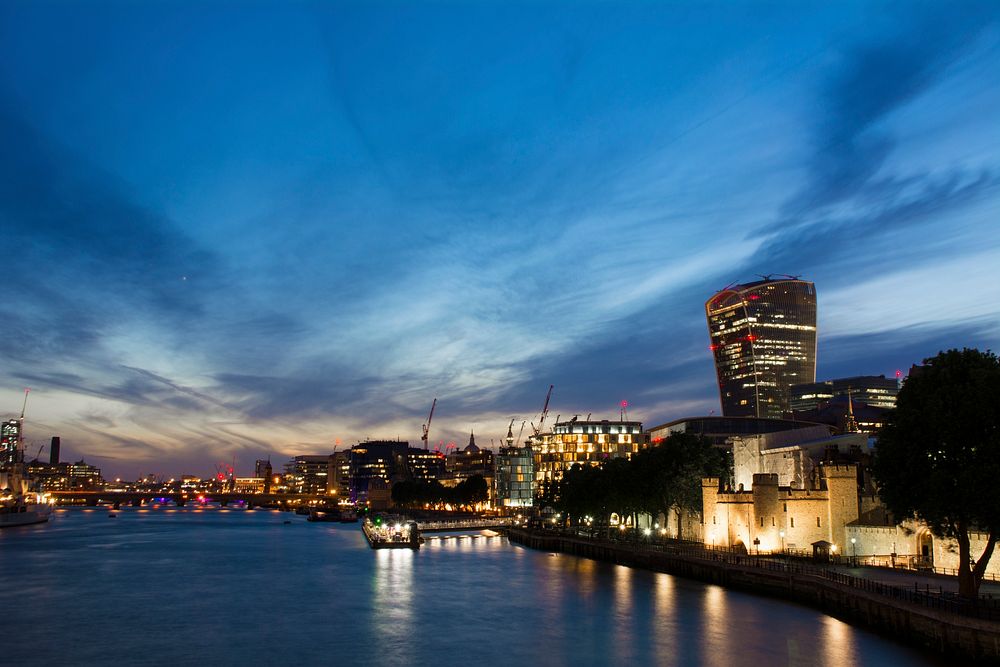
361, 515, 420, 550
307, 508, 359, 523
0, 391, 55, 529
0, 493, 53, 528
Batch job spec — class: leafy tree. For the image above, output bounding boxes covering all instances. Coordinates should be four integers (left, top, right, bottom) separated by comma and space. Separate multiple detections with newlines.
633, 433, 727, 539
873, 348, 1000, 599
460, 475, 489, 505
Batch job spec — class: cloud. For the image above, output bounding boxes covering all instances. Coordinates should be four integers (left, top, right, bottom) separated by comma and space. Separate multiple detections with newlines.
782, 8, 998, 219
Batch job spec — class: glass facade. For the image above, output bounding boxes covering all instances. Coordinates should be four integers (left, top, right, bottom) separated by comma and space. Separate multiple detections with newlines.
496, 444, 535, 508
283, 455, 334, 494
1, 419, 20, 466
789, 375, 899, 412
706, 278, 817, 419
533, 420, 649, 486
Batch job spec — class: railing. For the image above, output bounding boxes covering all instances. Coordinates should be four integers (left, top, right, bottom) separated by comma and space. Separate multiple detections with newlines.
852, 555, 1000, 583
525, 528, 1000, 623
416, 518, 514, 531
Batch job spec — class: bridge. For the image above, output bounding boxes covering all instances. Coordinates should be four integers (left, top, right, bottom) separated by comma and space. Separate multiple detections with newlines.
47, 490, 333, 509
415, 517, 514, 532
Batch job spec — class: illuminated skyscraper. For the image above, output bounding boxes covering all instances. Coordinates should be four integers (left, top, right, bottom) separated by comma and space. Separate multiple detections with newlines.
1, 419, 20, 466
706, 277, 817, 419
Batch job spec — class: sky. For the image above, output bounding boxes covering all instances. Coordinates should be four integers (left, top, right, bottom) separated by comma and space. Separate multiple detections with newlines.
1, 1, 999, 478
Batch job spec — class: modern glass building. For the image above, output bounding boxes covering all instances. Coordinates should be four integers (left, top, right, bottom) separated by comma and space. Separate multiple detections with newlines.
706, 277, 817, 419
789, 375, 899, 412
533, 419, 649, 487
1, 419, 20, 466
496, 424, 534, 509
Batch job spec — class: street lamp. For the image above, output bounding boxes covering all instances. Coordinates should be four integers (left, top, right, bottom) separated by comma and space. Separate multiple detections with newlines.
851, 537, 857, 563
779, 530, 785, 555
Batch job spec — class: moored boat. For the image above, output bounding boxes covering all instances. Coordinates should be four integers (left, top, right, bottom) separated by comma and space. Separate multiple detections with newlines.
361, 515, 420, 550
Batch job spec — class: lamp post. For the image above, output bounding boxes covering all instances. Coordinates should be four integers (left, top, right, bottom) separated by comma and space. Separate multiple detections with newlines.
851, 537, 857, 565
779, 530, 785, 555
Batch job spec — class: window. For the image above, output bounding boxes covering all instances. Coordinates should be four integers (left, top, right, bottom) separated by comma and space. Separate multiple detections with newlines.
772, 517, 775, 527
783, 503, 787, 512
760, 517, 764, 527
817, 517, 821, 527
790, 518, 794, 528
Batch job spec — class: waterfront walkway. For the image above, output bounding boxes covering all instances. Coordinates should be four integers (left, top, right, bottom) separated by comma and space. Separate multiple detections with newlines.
514, 528, 1000, 622
509, 528, 1000, 661
416, 517, 514, 532
830, 563, 1000, 598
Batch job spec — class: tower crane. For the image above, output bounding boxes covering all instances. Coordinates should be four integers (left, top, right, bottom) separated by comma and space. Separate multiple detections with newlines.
532, 385, 554, 437
421, 398, 437, 451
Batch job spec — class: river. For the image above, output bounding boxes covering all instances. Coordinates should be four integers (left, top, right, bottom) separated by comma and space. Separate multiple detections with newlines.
1, 507, 942, 666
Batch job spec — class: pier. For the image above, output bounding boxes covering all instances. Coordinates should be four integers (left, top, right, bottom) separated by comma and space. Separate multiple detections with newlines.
415, 517, 514, 532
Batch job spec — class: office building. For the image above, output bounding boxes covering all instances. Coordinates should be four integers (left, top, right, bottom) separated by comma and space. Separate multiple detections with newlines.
497, 423, 534, 509
534, 418, 650, 487
706, 277, 817, 419
789, 375, 899, 412
1, 419, 20, 466
283, 455, 334, 494
647, 415, 834, 448
348, 440, 409, 503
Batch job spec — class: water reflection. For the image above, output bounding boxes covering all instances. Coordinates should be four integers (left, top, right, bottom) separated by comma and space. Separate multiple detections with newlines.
652, 574, 677, 661
2, 511, 945, 667
372, 549, 414, 663
612, 565, 635, 664
702, 585, 731, 667
819, 614, 858, 667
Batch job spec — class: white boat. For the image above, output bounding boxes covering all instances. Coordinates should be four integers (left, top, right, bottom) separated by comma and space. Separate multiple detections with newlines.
0, 494, 53, 528
1, 392, 55, 528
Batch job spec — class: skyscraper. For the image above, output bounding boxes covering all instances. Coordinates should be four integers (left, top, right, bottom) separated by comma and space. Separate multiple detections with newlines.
706, 277, 817, 419
1, 419, 20, 466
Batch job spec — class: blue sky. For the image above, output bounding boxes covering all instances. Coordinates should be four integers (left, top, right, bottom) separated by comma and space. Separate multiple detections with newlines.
2, 1, 999, 477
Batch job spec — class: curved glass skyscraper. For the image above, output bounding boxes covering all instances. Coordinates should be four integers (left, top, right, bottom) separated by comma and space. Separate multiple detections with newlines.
706, 278, 817, 419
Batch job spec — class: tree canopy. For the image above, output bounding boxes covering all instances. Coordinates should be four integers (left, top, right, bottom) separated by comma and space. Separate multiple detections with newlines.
554, 432, 727, 538
872, 348, 1000, 598
391, 474, 489, 509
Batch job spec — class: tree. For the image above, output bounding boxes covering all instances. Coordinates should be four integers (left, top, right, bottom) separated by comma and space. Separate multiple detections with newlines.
634, 433, 727, 539
872, 348, 1000, 599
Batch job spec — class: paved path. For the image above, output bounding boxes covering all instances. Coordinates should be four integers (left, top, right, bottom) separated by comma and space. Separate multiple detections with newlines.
829, 563, 1000, 598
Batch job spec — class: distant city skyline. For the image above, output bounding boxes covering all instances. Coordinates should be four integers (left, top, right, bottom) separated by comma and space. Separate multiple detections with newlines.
2, 2, 999, 477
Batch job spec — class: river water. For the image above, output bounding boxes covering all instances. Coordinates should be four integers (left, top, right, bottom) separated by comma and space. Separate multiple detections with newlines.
1, 507, 941, 666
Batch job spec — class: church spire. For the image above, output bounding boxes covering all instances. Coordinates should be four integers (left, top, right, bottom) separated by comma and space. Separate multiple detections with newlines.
844, 386, 859, 433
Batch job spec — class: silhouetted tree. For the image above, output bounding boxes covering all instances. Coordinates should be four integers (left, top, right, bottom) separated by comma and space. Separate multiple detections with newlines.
873, 348, 1000, 599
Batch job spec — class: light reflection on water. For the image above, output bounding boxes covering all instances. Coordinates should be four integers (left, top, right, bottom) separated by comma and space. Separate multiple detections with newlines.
373, 549, 414, 663
2, 509, 945, 666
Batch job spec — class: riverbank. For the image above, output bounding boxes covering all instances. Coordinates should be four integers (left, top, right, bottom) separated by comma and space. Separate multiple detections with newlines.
507, 528, 1000, 662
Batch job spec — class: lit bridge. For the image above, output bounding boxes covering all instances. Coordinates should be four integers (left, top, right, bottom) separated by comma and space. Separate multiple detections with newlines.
47, 491, 331, 509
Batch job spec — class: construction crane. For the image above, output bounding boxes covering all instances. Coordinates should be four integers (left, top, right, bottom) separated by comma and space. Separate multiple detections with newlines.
421, 398, 437, 451
16, 388, 30, 463
532, 385, 554, 437
516, 421, 526, 446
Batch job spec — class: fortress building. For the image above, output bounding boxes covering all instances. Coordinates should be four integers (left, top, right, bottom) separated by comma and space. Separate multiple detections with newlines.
702, 464, 859, 554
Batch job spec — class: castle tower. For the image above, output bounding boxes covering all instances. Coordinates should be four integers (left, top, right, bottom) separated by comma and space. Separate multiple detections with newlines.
751, 473, 781, 552
821, 463, 859, 550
